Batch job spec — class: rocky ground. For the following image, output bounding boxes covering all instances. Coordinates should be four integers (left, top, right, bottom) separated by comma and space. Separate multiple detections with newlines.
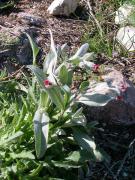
0, 0, 134, 84
0, 0, 87, 65
0, 1, 135, 179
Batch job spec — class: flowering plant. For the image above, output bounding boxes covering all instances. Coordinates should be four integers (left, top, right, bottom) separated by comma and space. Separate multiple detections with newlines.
27, 30, 120, 178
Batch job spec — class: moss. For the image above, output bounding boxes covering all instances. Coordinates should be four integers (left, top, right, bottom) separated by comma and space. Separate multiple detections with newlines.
0, 31, 20, 50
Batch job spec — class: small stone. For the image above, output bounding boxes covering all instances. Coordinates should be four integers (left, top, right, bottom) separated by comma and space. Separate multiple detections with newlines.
85, 69, 135, 125
116, 26, 135, 51
115, 4, 135, 25
47, 0, 79, 16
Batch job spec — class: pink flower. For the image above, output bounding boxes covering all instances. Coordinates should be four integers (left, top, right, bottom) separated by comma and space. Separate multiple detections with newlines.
119, 82, 127, 92
116, 96, 123, 101
86, 88, 93, 93
93, 64, 100, 72
44, 79, 52, 88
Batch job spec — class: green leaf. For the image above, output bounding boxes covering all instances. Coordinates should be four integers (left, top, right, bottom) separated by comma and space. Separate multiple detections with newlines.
73, 128, 106, 162
26, 33, 40, 65
51, 160, 81, 169
66, 150, 96, 163
59, 65, 68, 85
39, 91, 50, 109
64, 116, 86, 127
43, 30, 57, 74
57, 43, 69, 59
76, 82, 120, 107
72, 107, 83, 118
70, 43, 89, 60
63, 85, 71, 106
27, 65, 46, 88
80, 52, 96, 61
9, 151, 35, 160
0, 131, 24, 146
77, 93, 114, 106
46, 86, 65, 110
0, 81, 17, 93
33, 109, 50, 159
80, 81, 89, 91
73, 128, 96, 151
67, 70, 73, 86
81, 60, 94, 69
59, 65, 73, 86
30, 164, 43, 177
64, 108, 87, 127
69, 57, 81, 66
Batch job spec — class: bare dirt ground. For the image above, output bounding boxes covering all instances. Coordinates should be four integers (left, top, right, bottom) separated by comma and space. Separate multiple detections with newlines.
0, 0, 87, 53
0, 0, 134, 84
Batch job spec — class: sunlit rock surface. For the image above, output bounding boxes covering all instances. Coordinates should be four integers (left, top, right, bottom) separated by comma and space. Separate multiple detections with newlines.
116, 26, 135, 51
47, 0, 78, 16
84, 69, 135, 125
115, 4, 135, 25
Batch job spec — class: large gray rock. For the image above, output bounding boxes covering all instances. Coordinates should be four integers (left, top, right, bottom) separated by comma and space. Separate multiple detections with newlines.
0, 26, 38, 64
47, 0, 79, 16
116, 26, 135, 52
85, 69, 135, 125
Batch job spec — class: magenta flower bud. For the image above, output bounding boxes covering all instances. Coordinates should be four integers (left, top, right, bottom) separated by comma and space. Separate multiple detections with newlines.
116, 95, 123, 101
44, 79, 53, 88
93, 64, 100, 72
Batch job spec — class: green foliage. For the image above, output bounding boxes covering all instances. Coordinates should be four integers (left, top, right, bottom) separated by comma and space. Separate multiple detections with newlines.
26, 33, 40, 65
0, 1, 14, 10
0, 31, 120, 179
59, 65, 70, 85
83, 32, 112, 56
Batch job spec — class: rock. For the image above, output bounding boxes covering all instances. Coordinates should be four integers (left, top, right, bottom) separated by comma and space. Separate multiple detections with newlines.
0, 27, 20, 59
0, 26, 38, 64
115, 3, 135, 25
17, 12, 45, 27
47, 0, 78, 16
84, 69, 135, 125
116, 26, 135, 51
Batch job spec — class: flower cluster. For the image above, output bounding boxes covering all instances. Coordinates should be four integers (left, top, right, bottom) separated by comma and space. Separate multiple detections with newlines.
93, 64, 100, 72
44, 79, 52, 88
116, 81, 128, 101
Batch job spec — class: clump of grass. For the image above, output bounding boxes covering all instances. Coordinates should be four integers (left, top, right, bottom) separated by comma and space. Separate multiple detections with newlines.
83, 31, 113, 56
82, 0, 129, 57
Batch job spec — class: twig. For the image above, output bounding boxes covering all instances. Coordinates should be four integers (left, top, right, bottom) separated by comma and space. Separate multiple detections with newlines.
0, 49, 15, 59
0, 65, 25, 81
85, 0, 103, 38
115, 138, 135, 179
